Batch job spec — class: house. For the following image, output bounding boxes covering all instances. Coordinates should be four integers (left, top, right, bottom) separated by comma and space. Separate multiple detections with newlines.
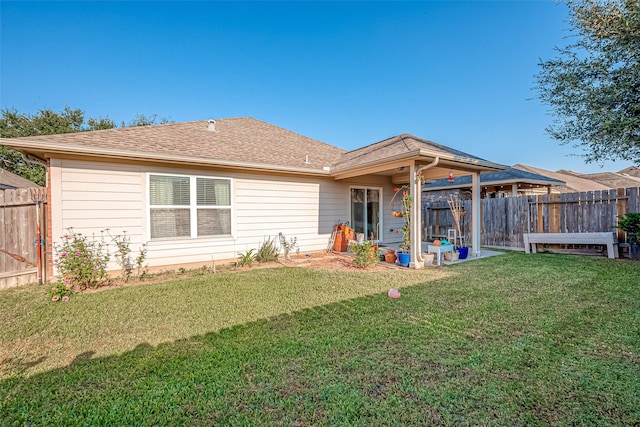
618, 166, 640, 179
559, 170, 640, 190
512, 164, 613, 193
0, 168, 43, 190
2, 117, 506, 273
422, 167, 566, 201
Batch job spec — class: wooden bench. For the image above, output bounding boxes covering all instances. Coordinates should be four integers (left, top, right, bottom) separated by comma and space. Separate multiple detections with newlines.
523, 232, 619, 259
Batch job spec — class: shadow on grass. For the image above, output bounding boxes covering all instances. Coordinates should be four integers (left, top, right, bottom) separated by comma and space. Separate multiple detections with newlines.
2, 253, 639, 425
0, 291, 405, 425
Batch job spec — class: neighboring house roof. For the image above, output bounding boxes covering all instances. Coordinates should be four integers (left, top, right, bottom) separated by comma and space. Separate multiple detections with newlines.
618, 166, 640, 178
422, 167, 565, 192
333, 133, 505, 175
567, 171, 640, 189
0, 168, 43, 190
513, 164, 611, 192
2, 117, 346, 175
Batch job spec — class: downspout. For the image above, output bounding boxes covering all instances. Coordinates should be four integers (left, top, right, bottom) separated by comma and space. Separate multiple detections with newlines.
410, 157, 440, 268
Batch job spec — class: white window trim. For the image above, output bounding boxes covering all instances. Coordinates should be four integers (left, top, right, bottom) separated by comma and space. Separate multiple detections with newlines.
349, 185, 384, 243
146, 172, 234, 240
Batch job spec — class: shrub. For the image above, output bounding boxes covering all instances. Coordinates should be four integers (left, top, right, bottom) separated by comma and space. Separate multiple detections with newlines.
135, 243, 148, 278
49, 283, 73, 302
237, 249, 257, 267
54, 228, 149, 291
256, 237, 279, 263
53, 228, 110, 290
617, 212, 640, 244
111, 231, 133, 281
110, 231, 149, 280
349, 240, 380, 268
278, 232, 298, 261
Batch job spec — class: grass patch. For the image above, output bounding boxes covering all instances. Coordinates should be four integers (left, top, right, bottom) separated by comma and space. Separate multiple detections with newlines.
1, 252, 639, 425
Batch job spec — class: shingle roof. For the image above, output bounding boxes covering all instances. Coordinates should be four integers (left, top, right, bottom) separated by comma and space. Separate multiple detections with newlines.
513, 164, 611, 192
3, 118, 509, 177
333, 133, 504, 172
575, 171, 640, 189
618, 166, 640, 178
0, 168, 43, 189
4, 117, 346, 173
422, 167, 565, 190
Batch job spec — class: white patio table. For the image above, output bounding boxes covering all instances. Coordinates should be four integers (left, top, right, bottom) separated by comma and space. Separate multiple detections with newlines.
427, 244, 454, 266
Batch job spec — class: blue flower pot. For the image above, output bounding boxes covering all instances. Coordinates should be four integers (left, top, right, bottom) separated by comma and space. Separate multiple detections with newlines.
397, 252, 410, 267
458, 247, 469, 260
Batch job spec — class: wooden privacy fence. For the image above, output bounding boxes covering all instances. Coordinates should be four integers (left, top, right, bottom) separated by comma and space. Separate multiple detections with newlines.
423, 187, 640, 250
0, 188, 48, 289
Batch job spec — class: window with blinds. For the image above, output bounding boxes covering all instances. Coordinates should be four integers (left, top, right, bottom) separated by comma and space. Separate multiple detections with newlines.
149, 174, 232, 239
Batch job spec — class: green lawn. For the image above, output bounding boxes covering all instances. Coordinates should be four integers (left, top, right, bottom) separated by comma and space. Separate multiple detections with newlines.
1, 252, 639, 425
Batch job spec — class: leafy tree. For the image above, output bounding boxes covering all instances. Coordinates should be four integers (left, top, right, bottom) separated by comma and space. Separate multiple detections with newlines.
124, 113, 171, 127
0, 145, 46, 185
535, 0, 640, 165
0, 106, 86, 138
0, 106, 115, 186
1, 107, 169, 186
87, 116, 117, 131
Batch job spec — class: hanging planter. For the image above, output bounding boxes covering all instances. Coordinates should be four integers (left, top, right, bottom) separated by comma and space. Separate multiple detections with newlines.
392, 211, 404, 218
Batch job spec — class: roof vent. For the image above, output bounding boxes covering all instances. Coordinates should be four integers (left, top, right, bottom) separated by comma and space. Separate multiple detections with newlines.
207, 119, 216, 132
304, 155, 310, 164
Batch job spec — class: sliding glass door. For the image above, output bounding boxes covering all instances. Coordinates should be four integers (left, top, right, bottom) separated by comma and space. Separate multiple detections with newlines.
350, 187, 382, 241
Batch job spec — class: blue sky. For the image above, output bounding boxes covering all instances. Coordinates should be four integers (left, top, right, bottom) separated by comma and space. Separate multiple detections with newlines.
1, 1, 634, 173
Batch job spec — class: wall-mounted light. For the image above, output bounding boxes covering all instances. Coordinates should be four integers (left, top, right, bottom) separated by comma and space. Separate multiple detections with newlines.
448, 171, 454, 183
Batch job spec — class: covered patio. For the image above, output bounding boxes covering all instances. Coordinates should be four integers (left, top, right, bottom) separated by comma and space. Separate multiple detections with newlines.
331, 134, 507, 269
371, 242, 505, 267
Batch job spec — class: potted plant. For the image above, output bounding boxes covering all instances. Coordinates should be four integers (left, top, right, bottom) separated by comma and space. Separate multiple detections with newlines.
448, 196, 468, 259
384, 248, 397, 263
617, 212, 640, 259
349, 240, 380, 268
390, 185, 412, 267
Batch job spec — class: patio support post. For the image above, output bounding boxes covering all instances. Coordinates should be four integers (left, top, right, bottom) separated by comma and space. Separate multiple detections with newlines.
409, 163, 424, 269
471, 171, 481, 257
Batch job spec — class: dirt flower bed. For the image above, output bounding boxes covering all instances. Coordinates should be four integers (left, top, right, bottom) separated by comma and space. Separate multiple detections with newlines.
76, 251, 406, 294
274, 251, 396, 272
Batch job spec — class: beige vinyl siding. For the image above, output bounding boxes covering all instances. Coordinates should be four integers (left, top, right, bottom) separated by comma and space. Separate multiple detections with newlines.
55, 160, 143, 232
50, 158, 404, 273
51, 159, 146, 273
234, 175, 347, 252
145, 174, 350, 266
50, 159, 353, 270
339, 175, 404, 245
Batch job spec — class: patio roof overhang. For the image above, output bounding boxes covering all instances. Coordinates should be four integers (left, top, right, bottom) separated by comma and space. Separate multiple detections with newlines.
422, 167, 566, 195
330, 148, 506, 181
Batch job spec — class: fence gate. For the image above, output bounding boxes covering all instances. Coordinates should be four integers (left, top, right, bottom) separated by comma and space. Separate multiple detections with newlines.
0, 188, 48, 289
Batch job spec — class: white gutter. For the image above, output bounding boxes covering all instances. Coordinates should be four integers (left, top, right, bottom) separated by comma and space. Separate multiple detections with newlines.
4, 141, 332, 176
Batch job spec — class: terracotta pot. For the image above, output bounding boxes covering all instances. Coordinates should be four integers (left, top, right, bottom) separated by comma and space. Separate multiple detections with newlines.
384, 251, 397, 263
